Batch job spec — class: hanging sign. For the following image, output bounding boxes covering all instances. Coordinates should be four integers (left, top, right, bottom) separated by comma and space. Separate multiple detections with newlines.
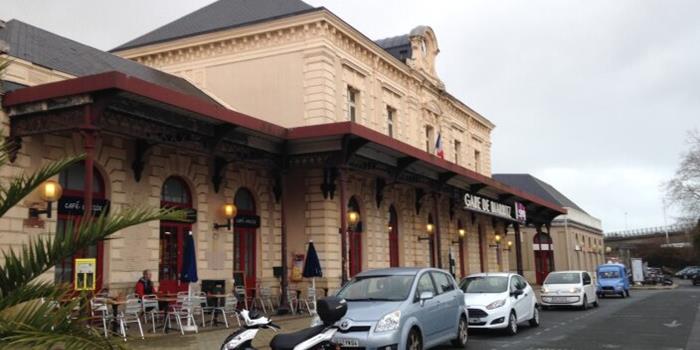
58, 196, 110, 216
74, 258, 97, 291
514, 202, 527, 224
463, 193, 513, 220
234, 215, 260, 228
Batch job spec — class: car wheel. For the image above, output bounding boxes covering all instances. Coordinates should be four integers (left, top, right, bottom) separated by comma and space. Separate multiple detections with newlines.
581, 296, 588, 310
529, 305, 540, 327
505, 311, 518, 336
407, 328, 422, 350
451, 316, 468, 348
593, 299, 599, 307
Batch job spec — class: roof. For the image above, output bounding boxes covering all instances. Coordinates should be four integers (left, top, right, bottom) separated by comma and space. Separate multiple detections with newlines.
375, 34, 412, 63
112, 0, 317, 51
2, 72, 566, 220
492, 174, 586, 213
1, 80, 27, 93
0, 19, 217, 104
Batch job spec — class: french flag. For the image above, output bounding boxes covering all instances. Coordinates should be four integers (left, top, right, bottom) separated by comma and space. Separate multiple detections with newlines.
435, 132, 444, 159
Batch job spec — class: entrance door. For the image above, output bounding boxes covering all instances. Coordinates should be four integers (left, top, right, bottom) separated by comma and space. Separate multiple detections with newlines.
160, 177, 193, 293
234, 188, 257, 289
388, 206, 399, 267
534, 233, 554, 285
234, 228, 257, 289
349, 231, 362, 276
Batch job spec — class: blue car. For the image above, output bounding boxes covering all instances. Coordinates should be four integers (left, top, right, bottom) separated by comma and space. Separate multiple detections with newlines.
596, 263, 630, 298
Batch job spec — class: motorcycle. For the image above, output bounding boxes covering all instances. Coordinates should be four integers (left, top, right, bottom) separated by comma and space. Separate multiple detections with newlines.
221, 297, 347, 350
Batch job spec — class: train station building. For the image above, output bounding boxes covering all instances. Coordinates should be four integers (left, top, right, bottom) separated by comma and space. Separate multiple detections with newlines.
0, 0, 567, 295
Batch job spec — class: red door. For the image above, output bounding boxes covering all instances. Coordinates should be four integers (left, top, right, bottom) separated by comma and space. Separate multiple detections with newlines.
534, 251, 554, 285
388, 206, 399, 267
234, 227, 257, 289
158, 223, 190, 293
349, 231, 362, 276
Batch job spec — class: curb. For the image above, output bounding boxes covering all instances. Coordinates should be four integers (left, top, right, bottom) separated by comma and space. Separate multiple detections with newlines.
631, 284, 678, 290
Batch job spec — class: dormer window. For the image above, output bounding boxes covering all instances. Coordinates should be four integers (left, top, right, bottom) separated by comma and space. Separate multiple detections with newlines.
347, 87, 359, 122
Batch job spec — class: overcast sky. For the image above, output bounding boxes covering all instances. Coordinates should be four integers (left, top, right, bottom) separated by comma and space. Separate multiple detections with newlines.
3, 0, 698, 231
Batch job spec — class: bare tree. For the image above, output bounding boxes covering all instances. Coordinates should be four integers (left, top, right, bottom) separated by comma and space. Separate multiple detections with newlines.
665, 130, 700, 223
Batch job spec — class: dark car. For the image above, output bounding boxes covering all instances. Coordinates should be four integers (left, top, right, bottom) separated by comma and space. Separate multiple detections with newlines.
693, 273, 700, 286
676, 266, 700, 279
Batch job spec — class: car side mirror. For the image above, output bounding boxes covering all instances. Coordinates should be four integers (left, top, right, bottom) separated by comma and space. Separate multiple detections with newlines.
419, 291, 434, 306
511, 289, 524, 298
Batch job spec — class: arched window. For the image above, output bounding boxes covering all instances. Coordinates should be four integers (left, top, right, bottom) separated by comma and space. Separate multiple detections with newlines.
59, 161, 104, 195
534, 233, 553, 245
161, 177, 191, 205
234, 187, 256, 213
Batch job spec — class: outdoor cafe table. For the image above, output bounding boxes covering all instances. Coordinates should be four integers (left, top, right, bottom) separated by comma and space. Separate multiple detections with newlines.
208, 293, 227, 326
104, 298, 126, 333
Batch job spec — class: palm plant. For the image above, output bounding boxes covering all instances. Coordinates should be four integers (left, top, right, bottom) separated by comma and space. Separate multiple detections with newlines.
0, 58, 185, 349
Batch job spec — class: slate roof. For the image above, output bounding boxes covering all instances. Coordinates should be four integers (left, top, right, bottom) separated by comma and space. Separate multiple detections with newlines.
113, 0, 317, 51
375, 34, 412, 62
0, 19, 217, 104
492, 174, 586, 213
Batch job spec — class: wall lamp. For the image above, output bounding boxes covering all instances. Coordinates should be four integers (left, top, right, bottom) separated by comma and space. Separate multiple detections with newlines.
503, 240, 513, 251
213, 203, 237, 230
418, 222, 434, 242
29, 180, 63, 218
488, 233, 503, 248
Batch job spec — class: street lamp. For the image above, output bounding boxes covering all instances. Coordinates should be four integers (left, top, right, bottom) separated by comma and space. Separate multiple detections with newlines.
29, 180, 63, 218
213, 203, 237, 230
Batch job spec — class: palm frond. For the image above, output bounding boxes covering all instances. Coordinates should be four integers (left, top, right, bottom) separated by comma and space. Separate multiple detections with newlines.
0, 206, 185, 298
0, 153, 85, 217
0, 280, 68, 311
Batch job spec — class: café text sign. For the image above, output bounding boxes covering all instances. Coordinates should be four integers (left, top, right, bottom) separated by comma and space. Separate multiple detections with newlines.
463, 193, 513, 220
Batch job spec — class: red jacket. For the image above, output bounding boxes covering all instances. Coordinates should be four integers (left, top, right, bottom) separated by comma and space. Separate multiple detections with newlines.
135, 278, 156, 297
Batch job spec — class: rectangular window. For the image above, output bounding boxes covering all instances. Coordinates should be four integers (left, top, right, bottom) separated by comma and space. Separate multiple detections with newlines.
347, 87, 358, 122
474, 150, 481, 172
387, 106, 395, 138
454, 140, 461, 165
425, 126, 434, 153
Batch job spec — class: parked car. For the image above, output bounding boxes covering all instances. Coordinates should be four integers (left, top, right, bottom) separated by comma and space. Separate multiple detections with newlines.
460, 273, 539, 335
331, 268, 468, 350
596, 263, 630, 298
540, 271, 598, 310
676, 266, 700, 279
693, 273, 700, 286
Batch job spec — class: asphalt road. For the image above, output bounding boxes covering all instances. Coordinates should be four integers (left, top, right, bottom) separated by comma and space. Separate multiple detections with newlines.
442, 279, 700, 350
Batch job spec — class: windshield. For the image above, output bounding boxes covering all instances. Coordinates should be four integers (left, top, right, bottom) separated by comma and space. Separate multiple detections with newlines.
544, 272, 581, 284
460, 276, 508, 293
598, 270, 621, 279
337, 275, 415, 301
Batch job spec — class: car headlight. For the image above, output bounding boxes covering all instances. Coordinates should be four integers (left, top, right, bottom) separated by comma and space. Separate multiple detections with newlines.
375, 310, 401, 332
310, 315, 322, 327
486, 299, 506, 310
569, 287, 582, 294
541, 287, 549, 294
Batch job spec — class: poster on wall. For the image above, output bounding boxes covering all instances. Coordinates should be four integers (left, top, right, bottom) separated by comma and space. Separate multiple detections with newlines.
514, 202, 527, 224
291, 254, 304, 282
74, 258, 96, 291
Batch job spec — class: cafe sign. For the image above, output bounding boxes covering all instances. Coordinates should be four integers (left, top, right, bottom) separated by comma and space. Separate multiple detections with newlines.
463, 193, 513, 221
234, 215, 261, 228
514, 202, 527, 224
58, 196, 110, 216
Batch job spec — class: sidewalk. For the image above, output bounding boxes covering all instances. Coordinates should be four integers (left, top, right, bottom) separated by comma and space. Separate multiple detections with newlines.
130, 314, 313, 350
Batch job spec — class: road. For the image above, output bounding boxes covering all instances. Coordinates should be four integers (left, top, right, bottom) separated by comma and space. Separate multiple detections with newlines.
442, 279, 700, 350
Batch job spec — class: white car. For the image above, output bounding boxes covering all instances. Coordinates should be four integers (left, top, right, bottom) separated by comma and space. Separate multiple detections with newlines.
460, 273, 539, 335
540, 270, 598, 310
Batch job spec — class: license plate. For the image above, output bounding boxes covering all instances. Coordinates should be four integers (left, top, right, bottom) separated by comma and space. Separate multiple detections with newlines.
335, 338, 359, 347
468, 318, 483, 324
552, 297, 567, 302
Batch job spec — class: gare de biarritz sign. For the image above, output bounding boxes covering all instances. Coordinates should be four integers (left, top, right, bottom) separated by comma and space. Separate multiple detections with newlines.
463, 192, 527, 223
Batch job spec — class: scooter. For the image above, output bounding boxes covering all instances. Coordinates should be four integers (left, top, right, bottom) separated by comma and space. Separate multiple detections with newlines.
221, 297, 348, 350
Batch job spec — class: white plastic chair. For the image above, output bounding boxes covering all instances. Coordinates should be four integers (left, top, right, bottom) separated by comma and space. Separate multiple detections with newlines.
118, 297, 144, 340
164, 297, 198, 335
255, 287, 275, 314
141, 294, 164, 333
211, 294, 241, 328
234, 286, 249, 310
300, 288, 317, 315
89, 297, 112, 338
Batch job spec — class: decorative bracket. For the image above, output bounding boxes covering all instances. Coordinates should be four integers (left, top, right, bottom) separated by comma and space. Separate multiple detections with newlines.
131, 139, 153, 182
394, 156, 418, 180
469, 183, 487, 194
6, 137, 21, 163
342, 135, 370, 164
320, 167, 338, 199
208, 125, 239, 153
212, 157, 229, 193
375, 177, 387, 208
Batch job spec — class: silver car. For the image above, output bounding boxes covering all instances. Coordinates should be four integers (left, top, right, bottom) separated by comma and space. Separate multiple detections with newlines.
331, 268, 468, 350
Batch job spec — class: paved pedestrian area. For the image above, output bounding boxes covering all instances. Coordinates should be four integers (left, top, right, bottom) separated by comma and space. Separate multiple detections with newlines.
130, 314, 313, 350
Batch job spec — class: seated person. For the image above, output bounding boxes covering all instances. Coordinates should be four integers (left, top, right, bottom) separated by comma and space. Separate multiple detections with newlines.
135, 269, 157, 297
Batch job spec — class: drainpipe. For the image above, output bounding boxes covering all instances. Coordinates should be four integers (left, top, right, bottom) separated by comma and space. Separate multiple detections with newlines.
565, 216, 572, 270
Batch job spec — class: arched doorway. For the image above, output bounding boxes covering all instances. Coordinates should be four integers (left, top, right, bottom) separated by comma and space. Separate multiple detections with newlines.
348, 197, 362, 276
388, 206, 399, 267
534, 232, 554, 284
234, 188, 257, 289
159, 177, 193, 293
55, 161, 107, 290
